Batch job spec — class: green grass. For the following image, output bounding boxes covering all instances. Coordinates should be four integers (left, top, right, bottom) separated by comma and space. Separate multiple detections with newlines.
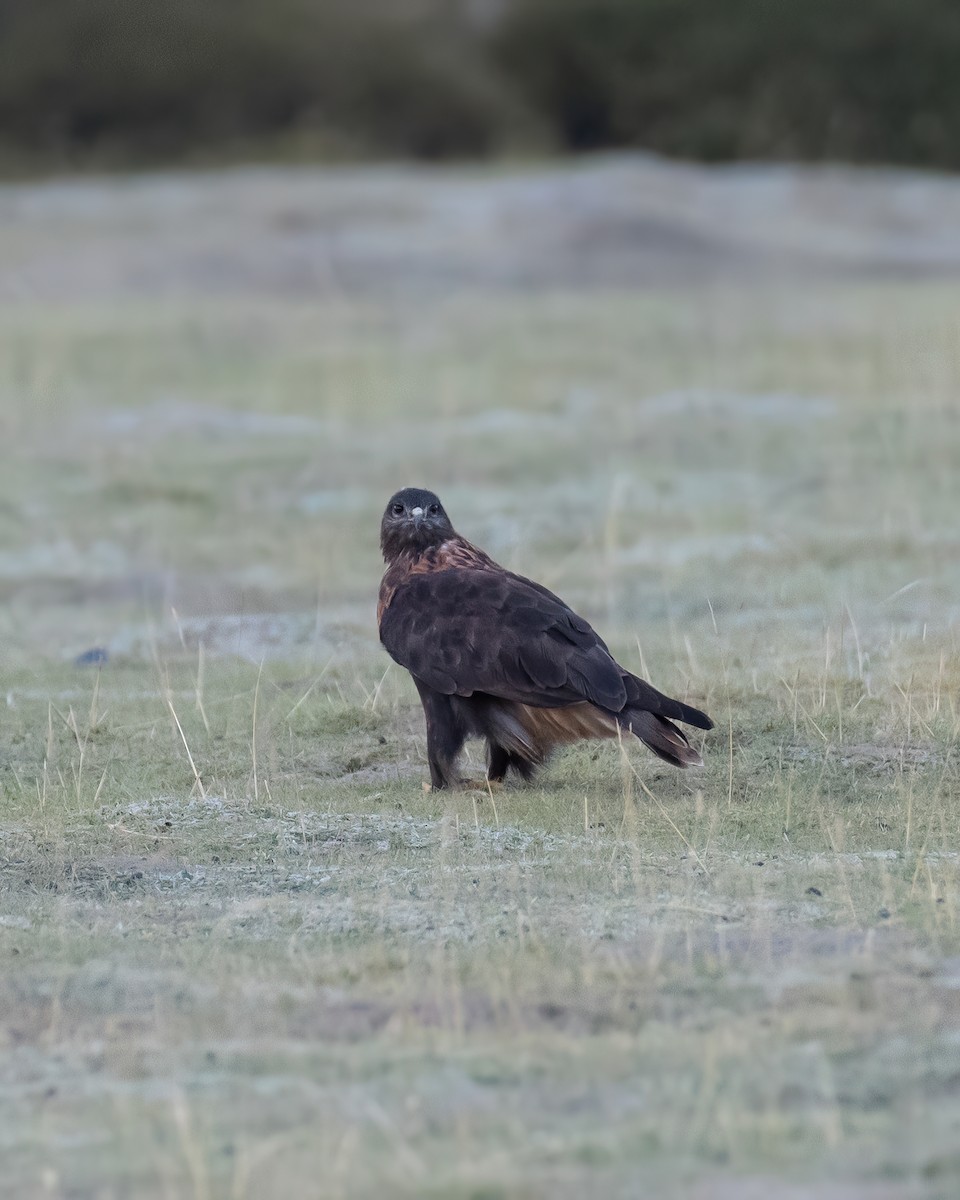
2, 175, 960, 1197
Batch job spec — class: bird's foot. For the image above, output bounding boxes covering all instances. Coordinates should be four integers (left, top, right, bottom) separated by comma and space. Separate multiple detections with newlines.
423, 776, 502, 793
459, 776, 503, 793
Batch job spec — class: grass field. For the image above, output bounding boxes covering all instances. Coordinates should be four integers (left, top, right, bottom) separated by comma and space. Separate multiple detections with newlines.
2, 158, 960, 1198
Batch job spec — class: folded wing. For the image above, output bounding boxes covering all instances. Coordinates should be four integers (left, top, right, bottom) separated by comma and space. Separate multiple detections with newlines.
379, 567, 709, 730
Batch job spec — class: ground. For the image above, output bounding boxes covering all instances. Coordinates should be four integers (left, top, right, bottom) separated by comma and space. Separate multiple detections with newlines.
1, 155, 960, 1198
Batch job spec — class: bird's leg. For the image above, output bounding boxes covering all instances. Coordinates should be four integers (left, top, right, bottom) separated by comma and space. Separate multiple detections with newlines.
487, 741, 537, 783
414, 681, 467, 790
510, 754, 537, 782
486, 742, 511, 783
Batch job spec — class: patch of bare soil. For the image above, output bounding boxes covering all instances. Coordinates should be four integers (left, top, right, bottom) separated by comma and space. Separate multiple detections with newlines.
784, 742, 949, 771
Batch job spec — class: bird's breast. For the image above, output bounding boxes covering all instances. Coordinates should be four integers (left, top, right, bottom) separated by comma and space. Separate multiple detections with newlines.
378, 539, 495, 627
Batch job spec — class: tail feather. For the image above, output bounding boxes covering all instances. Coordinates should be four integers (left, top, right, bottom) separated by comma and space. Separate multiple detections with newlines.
620, 709, 705, 769
672, 699, 713, 731
625, 674, 713, 731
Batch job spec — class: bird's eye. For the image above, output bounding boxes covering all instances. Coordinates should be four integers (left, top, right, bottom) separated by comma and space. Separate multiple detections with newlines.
392, 503, 404, 516
428, 504, 439, 516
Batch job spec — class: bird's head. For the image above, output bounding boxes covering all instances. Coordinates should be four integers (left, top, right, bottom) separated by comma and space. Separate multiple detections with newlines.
380, 487, 455, 561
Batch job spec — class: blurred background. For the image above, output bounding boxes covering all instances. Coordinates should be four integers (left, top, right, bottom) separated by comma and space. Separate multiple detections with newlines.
3, 0, 960, 174
3, 0, 960, 672
5, 5, 960, 1196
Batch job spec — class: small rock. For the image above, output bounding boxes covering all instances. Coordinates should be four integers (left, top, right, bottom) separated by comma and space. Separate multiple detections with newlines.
75, 647, 109, 667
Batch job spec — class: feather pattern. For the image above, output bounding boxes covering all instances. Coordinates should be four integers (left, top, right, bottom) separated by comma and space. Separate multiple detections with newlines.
377, 488, 712, 788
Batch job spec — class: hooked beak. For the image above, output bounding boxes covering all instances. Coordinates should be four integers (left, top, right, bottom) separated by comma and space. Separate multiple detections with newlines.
410, 506, 424, 528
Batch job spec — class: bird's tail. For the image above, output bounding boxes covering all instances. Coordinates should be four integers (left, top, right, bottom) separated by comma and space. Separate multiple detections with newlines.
618, 709, 705, 769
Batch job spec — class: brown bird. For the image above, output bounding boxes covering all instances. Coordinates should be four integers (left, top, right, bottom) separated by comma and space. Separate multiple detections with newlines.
378, 487, 712, 789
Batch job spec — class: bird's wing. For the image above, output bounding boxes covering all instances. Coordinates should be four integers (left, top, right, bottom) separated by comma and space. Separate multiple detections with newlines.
379, 567, 629, 710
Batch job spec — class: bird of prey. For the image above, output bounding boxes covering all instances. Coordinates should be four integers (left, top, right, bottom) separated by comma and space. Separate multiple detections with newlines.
378, 487, 712, 790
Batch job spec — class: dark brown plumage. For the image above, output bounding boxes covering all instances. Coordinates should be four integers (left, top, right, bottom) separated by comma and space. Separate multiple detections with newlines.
378, 487, 713, 789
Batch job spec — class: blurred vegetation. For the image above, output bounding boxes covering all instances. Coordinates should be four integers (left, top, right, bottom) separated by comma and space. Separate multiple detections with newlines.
2, 0, 960, 172
496, 0, 960, 164
0, 0, 534, 169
